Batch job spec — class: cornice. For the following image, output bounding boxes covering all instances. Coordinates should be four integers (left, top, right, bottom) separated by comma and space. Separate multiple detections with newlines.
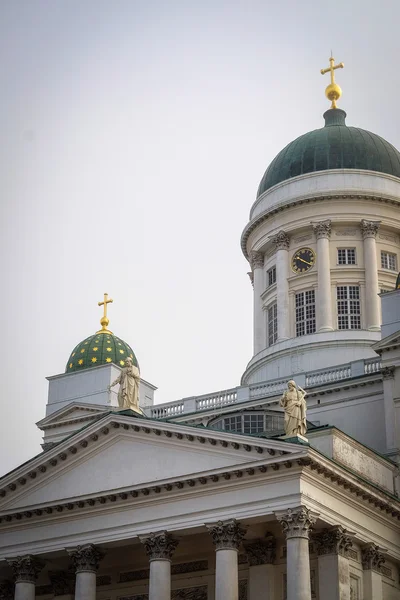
241, 193, 400, 259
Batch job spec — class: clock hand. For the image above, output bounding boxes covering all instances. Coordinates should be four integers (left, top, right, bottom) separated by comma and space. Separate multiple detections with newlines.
295, 256, 313, 266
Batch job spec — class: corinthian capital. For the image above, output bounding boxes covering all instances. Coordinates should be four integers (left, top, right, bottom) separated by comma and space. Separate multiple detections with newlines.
361, 219, 380, 239
382, 366, 395, 380
361, 543, 385, 571
275, 506, 318, 540
206, 519, 247, 550
7, 556, 45, 583
314, 526, 353, 557
270, 231, 290, 251
139, 531, 179, 561
67, 544, 105, 573
249, 251, 264, 270
244, 533, 276, 565
312, 219, 332, 239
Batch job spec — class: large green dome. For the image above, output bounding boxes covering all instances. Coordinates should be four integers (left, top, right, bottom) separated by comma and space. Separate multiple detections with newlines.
66, 332, 139, 373
257, 109, 400, 197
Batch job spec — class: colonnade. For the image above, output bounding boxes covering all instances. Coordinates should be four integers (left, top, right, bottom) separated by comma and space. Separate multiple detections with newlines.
251, 219, 382, 349
3, 506, 388, 600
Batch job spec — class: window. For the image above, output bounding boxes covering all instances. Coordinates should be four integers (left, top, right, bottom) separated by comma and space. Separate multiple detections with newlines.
267, 303, 278, 345
337, 248, 356, 265
381, 251, 397, 271
223, 416, 242, 432
210, 413, 284, 435
295, 290, 316, 336
337, 286, 361, 330
267, 266, 276, 287
243, 414, 264, 434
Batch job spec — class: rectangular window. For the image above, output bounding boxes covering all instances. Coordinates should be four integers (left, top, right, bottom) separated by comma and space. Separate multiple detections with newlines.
243, 414, 264, 434
337, 248, 356, 265
267, 303, 278, 346
224, 416, 242, 432
381, 251, 397, 271
295, 290, 316, 337
267, 266, 276, 287
337, 286, 361, 330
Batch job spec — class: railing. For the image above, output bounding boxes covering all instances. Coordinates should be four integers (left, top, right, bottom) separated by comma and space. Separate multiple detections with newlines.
305, 365, 352, 387
364, 358, 381, 374
196, 388, 238, 411
249, 379, 287, 398
150, 402, 185, 419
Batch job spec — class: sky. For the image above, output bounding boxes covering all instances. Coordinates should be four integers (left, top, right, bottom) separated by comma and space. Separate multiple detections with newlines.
1, 0, 400, 475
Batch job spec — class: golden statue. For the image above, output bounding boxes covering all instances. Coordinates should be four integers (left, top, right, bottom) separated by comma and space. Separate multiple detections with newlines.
280, 380, 307, 437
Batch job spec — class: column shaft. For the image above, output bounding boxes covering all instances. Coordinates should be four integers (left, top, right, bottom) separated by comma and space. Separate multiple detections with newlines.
287, 537, 312, 600
276, 248, 290, 340
215, 549, 238, 600
313, 221, 333, 332
362, 231, 380, 330
74, 572, 96, 600
149, 560, 171, 600
14, 582, 35, 600
363, 569, 383, 600
251, 253, 265, 354
317, 554, 349, 600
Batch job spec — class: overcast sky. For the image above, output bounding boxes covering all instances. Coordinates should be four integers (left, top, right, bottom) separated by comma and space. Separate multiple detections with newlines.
1, 0, 399, 475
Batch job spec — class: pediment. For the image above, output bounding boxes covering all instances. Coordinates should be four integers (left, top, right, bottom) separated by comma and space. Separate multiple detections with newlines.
372, 332, 400, 353
0, 413, 304, 513
37, 403, 109, 431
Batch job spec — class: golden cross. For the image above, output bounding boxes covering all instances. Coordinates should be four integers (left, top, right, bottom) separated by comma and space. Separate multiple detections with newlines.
97, 293, 113, 333
320, 56, 344, 109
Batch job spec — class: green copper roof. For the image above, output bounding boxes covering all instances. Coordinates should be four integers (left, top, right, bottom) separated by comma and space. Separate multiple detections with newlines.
66, 332, 139, 373
257, 109, 400, 197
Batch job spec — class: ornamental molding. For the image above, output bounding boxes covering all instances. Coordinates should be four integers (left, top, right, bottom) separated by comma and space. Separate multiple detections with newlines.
241, 193, 400, 260
171, 586, 207, 600
249, 251, 264, 270
312, 219, 332, 239
139, 531, 179, 561
382, 366, 395, 380
48, 571, 75, 595
206, 519, 247, 550
67, 544, 105, 573
270, 231, 290, 251
335, 229, 357, 236
361, 543, 385, 571
244, 534, 276, 565
360, 219, 381, 239
275, 506, 318, 540
7, 556, 45, 583
313, 526, 353, 557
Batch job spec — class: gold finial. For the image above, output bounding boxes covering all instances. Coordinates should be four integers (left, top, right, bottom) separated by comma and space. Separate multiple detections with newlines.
97, 293, 113, 334
320, 55, 344, 109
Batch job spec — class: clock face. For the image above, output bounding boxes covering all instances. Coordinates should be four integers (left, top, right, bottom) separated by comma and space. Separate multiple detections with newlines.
291, 247, 316, 274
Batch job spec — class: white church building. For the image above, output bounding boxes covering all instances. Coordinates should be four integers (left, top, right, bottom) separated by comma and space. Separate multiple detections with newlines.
1, 64, 400, 600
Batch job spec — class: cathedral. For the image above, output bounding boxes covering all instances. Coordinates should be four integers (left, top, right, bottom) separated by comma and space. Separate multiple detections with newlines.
1, 59, 400, 600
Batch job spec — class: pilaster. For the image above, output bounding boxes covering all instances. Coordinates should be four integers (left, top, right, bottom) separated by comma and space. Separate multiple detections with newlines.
312, 220, 333, 332
314, 526, 352, 599
244, 535, 276, 600
270, 231, 290, 341
361, 544, 384, 600
250, 251, 265, 354
360, 219, 381, 331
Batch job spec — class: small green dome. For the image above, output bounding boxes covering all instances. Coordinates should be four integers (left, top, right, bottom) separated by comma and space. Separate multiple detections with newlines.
257, 109, 400, 197
66, 332, 139, 373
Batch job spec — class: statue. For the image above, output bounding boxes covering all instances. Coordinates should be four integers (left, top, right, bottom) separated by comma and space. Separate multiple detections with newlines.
280, 380, 307, 437
396, 272, 400, 289
108, 357, 141, 412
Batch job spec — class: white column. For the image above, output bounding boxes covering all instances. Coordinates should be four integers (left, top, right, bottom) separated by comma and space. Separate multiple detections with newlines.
207, 519, 246, 600
244, 536, 276, 600
361, 220, 381, 331
68, 544, 104, 600
271, 231, 290, 341
7, 556, 44, 600
250, 251, 265, 354
314, 526, 352, 600
276, 506, 318, 600
312, 220, 333, 332
362, 544, 384, 600
140, 531, 178, 600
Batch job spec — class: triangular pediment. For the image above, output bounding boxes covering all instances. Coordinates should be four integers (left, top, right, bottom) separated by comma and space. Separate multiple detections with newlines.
37, 403, 109, 431
372, 330, 400, 353
0, 412, 305, 513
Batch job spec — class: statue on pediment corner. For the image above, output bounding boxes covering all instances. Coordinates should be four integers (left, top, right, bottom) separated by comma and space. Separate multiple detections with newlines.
280, 380, 307, 436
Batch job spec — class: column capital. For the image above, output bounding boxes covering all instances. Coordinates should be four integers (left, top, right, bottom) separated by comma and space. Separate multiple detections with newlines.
206, 519, 247, 551
312, 219, 332, 239
313, 525, 353, 557
275, 506, 318, 540
249, 251, 264, 270
48, 571, 75, 596
270, 231, 290, 251
361, 543, 385, 572
247, 271, 254, 287
139, 531, 179, 561
67, 544, 105, 573
0, 580, 14, 600
6, 556, 45, 584
244, 533, 276, 565
382, 366, 395, 380
360, 219, 380, 239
